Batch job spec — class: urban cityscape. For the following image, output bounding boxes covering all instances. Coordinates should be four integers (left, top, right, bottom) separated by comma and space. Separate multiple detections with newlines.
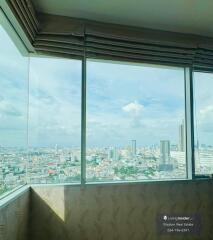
0, 120, 213, 196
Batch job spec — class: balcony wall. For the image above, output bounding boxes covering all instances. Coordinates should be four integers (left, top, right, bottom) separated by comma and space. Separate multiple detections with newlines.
0, 187, 30, 240
30, 180, 213, 240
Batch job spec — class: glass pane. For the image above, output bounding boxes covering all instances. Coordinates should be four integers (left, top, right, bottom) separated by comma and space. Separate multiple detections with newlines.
86, 60, 186, 182
194, 72, 213, 175
0, 25, 28, 196
28, 57, 81, 184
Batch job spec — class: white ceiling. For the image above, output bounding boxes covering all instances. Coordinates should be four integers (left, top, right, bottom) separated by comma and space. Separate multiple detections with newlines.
32, 0, 213, 37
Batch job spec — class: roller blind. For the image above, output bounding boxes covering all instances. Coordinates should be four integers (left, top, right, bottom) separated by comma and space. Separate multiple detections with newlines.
33, 14, 85, 59
7, 0, 39, 43
34, 17, 213, 67
6, 0, 213, 68
85, 22, 197, 66
194, 44, 213, 70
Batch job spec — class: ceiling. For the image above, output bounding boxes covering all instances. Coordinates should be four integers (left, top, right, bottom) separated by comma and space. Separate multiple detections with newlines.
32, 0, 213, 37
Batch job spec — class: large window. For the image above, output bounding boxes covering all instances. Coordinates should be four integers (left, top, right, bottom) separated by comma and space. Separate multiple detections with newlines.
28, 57, 81, 184
194, 72, 213, 176
0, 24, 28, 196
1, 19, 211, 191
86, 60, 187, 182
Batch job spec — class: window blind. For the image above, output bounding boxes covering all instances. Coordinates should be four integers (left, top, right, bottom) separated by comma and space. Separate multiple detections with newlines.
7, 0, 39, 43
33, 14, 85, 59
85, 22, 196, 66
6, 0, 213, 68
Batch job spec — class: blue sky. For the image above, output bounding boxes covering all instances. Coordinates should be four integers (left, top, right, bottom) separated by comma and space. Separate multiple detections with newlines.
194, 72, 213, 145
87, 61, 185, 147
0, 24, 211, 148
0, 25, 28, 147
29, 57, 81, 148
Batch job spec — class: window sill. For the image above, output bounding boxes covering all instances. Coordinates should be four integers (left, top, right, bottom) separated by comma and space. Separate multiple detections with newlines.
0, 184, 30, 209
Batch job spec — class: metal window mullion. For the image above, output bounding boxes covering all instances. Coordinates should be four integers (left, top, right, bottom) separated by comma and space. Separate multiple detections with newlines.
26, 56, 30, 185
81, 54, 87, 185
185, 67, 195, 179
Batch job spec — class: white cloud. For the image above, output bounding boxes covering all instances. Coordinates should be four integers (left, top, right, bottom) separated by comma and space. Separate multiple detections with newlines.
122, 101, 144, 116
199, 105, 213, 128
200, 105, 213, 117
197, 105, 213, 134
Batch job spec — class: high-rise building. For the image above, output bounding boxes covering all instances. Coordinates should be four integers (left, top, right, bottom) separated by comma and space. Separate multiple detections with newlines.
108, 147, 118, 161
113, 147, 118, 161
108, 147, 113, 160
131, 140, 137, 156
178, 120, 185, 152
55, 144, 58, 154
159, 140, 173, 171
160, 140, 170, 164
196, 140, 199, 150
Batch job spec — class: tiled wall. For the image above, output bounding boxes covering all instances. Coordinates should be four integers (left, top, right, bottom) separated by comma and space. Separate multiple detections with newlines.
0, 188, 30, 240
30, 180, 213, 240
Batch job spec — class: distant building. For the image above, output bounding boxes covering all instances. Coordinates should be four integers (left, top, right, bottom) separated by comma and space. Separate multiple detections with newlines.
108, 147, 113, 160
178, 120, 185, 152
55, 144, 58, 154
113, 147, 118, 161
131, 140, 137, 156
108, 147, 118, 161
197, 140, 199, 149
160, 140, 170, 164
201, 144, 206, 149
159, 140, 173, 171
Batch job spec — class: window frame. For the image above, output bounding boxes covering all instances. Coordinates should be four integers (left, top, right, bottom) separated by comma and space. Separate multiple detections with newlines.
82, 57, 191, 184
0, 8, 29, 199
27, 55, 83, 185
0, 8, 28, 56
192, 67, 213, 179
1, 4, 213, 192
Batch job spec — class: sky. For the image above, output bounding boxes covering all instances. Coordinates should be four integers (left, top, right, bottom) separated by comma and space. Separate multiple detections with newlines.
194, 72, 213, 145
0, 25, 28, 147
0, 24, 211, 148
87, 61, 185, 147
29, 57, 81, 148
